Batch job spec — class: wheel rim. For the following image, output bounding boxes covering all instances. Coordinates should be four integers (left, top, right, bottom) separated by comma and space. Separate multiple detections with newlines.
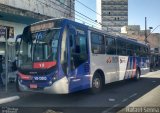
93, 78, 100, 89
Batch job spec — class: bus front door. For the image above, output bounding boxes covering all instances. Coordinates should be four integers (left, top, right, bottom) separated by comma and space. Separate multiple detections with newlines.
67, 26, 90, 92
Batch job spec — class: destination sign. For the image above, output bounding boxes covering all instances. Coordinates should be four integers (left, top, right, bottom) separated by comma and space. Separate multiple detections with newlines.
31, 21, 54, 32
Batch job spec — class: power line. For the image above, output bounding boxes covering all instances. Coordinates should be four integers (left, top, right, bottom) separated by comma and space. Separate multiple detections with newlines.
75, 0, 101, 16
53, 0, 101, 26
147, 25, 160, 38
36, 0, 70, 17
36, 0, 97, 27
37, 0, 102, 26
37, 0, 120, 33
48, 0, 98, 26
75, 17, 95, 27
46, 0, 100, 26
37, 0, 117, 32
45, 0, 98, 26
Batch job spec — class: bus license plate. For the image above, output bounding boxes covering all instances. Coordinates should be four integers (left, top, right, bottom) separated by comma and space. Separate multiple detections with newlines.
30, 84, 37, 89
34, 76, 47, 81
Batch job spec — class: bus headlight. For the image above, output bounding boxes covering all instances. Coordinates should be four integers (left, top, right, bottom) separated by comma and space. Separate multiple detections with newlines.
49, 80, 53, 85
52, 71, 58, 82
53, 76, 57, 81
48, 71, 58, 85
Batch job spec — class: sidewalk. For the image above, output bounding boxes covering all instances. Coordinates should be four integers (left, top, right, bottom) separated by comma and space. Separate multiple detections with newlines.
0, 82, 33, 105
0, 82, 19, 98
0, 82, 32, 99
118, 85, 160, 113
118, 71, 160, 113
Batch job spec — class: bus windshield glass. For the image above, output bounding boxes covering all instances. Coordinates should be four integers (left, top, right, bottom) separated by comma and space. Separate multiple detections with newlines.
19, 28, 60, 69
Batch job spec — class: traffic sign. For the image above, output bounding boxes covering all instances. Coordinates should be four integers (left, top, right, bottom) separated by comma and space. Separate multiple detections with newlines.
0, 26, 6, 37
0, 26, 14, 38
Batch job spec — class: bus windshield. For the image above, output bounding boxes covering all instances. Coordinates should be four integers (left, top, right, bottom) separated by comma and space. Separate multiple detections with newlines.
19, 28, 60, 69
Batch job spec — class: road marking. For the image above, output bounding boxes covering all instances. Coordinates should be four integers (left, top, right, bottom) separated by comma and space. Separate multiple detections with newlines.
113, 104, 119, 107
129, 93, 137, 98
104, 93, 138, 113
0, 96, 20, 105
108, 98, 116, 102
43, 109, 63, 113
122, 98, 128, 102
121, 93, 137, 103
152, 81, 156, 83
102, 104, 120, 113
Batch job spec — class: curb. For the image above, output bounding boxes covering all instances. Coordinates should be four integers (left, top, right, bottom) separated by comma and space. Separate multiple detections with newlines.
0, 96, 20, 105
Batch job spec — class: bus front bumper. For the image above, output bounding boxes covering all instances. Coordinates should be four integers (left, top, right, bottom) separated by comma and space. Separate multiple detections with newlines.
18, 77, 69, 94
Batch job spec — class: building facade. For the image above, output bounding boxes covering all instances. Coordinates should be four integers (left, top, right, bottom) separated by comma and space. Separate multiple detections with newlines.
121, 25, 140, 35
0, 0, 74, 60
97, 0, 128, 33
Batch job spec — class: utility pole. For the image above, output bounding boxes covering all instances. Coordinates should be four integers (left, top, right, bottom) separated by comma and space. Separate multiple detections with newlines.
5, 27, 8, 92
145, 17, 148, 44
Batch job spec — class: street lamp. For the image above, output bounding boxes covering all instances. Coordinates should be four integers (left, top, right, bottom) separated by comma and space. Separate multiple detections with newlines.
147, 25, 160, 38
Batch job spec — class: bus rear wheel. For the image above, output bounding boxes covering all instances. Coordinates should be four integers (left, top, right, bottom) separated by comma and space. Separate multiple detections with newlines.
91, 73, 103, 93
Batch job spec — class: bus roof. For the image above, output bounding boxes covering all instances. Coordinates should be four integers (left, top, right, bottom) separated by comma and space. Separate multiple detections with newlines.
88, 26, 147, 47
29, 18, 147, 47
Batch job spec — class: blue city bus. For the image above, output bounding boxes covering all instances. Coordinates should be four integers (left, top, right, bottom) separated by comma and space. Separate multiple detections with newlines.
16, 18, 150, 94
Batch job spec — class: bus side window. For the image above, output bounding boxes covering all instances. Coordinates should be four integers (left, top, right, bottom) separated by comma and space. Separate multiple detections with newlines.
116, 39, 127, 56
140, 46, 145, 57
126, 43, 133, 56
106, 36, 116, 55
91, 33, 105, 54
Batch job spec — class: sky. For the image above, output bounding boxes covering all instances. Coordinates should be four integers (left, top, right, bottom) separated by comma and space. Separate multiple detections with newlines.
75, 0, 160, 33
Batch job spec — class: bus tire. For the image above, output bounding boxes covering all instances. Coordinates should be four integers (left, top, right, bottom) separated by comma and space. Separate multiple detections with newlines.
91, 73, 103, 94
135, 68, 141, 80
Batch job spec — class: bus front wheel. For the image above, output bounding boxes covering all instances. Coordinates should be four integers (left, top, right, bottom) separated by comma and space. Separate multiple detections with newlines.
91, 73, 103, 93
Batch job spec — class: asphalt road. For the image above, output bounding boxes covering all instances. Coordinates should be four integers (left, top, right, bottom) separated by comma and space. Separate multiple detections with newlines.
1, 71, 160, 113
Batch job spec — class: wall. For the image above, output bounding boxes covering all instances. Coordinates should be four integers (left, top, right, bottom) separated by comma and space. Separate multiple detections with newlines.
0, 20, 26, 42
0, 0, 74, 18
